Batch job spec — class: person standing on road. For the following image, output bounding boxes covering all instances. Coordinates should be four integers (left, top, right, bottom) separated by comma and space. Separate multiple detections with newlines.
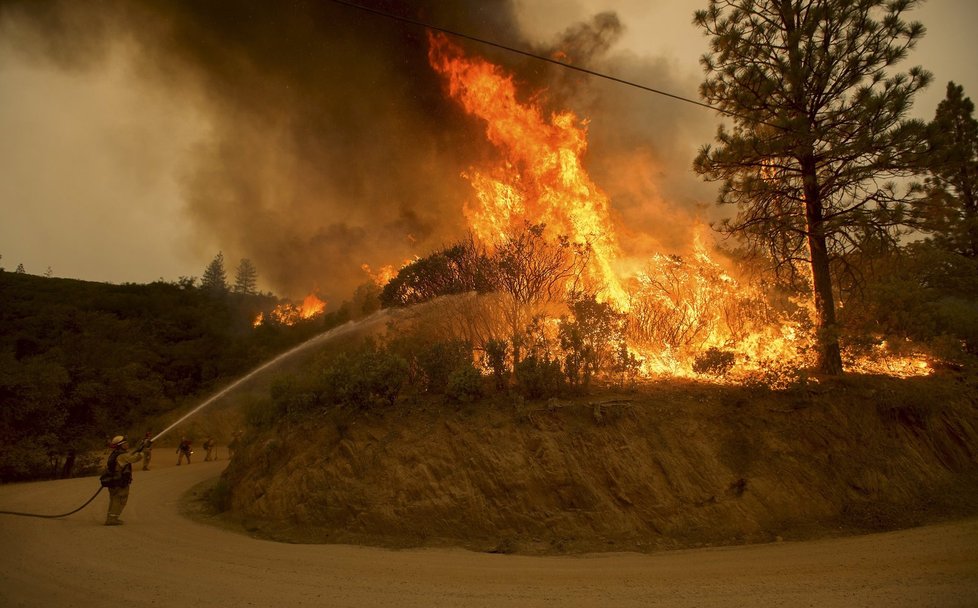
176, 437, 192, 465
103, 435, 148, 526
141, 431, 153, 471
203, 437, 216, 461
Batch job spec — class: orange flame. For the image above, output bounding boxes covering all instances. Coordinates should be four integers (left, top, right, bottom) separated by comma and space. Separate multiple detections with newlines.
428, 32, 627, 308
424, 33, 931, 381
253, 292, 326, 327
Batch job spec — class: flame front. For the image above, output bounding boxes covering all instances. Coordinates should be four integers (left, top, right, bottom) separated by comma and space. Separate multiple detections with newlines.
428, 32, 627, 308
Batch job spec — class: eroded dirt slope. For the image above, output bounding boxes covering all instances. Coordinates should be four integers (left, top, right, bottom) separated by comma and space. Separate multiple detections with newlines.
221, 373, 978, 554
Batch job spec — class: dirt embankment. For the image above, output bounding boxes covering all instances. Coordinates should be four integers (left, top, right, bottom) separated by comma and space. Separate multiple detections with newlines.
217, 372, 978, 554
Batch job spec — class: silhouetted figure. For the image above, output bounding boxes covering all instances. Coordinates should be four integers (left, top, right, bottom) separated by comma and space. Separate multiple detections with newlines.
141, 432, 153, 470
203, 437, 216, 461
177, 437, 192, 465
61, 449, 76, 479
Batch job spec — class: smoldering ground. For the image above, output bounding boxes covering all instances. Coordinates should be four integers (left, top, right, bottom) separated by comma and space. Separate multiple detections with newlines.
0, 0, 715, 300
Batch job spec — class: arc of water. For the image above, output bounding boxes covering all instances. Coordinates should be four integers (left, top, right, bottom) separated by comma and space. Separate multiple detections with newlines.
152, 310, 389, 443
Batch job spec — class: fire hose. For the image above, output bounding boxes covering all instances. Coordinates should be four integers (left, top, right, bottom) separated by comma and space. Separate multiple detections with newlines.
0, 440, 152, 519
0, 485, 104, 519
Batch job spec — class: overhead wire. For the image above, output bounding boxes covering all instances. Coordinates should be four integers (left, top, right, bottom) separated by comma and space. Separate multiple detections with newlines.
322, 0, 775, 128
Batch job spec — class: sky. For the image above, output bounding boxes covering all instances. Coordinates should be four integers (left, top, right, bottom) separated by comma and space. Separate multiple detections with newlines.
0, 0, 975, 302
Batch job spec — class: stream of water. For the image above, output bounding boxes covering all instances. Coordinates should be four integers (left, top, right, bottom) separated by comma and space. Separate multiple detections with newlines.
152, 309, 390, 442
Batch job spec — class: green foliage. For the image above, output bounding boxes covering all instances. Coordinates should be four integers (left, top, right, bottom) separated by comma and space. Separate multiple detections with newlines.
0, 272, 302, 481
483, 338, 509, 390
610, 342, 641, 389
692, 347, 736, 377
410, 338, 473, 394
201, 252, 228, 294
321, 346, 409, 409
558, 293, 627, 389
919, 82, 978, 258
514, 354, 564, 400
849, 242, 978, 356
446, 362, 484, 403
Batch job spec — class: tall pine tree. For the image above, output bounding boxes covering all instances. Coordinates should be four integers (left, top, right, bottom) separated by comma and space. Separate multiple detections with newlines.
201, 252, 228, 294
233, 258, 259, 295
920, 82, 978, 257
693, 0, 930, 374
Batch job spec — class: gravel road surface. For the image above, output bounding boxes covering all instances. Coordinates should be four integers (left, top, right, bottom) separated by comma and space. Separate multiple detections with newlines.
1, 459, 976, 607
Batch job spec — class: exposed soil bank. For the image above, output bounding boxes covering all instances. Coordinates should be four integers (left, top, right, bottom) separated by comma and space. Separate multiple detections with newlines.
216, 372, 978, 554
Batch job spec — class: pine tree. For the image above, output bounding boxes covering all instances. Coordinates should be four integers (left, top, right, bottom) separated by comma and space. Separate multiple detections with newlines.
233, 258, 259, 295
693, 0, 930, 374
201, 252, 228, 293
920, 82, 978, 257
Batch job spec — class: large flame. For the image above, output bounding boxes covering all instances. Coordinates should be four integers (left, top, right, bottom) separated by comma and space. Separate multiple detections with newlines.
428, 32, 628, 308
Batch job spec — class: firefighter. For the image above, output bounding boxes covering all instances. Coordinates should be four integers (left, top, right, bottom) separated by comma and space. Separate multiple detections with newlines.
141, 431, 153, 471
103, 435, 148, 526
176, 437, 192, 465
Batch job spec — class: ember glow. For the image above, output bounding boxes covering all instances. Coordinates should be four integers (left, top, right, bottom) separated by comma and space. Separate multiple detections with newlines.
425, 33, 932, 381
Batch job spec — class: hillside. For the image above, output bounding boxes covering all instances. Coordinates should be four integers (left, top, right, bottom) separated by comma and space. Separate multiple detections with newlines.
213, 371, 978, 554
0, 271, 327, 481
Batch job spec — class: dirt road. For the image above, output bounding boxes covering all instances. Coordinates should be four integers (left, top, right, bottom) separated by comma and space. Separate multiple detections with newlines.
1, 459, 976, 607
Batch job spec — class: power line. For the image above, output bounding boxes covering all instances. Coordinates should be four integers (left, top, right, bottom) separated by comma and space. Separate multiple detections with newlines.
323, 0, 728, 117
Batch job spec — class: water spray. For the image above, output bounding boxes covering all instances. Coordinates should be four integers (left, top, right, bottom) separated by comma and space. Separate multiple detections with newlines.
152, 310, 390, 443
0, 311, 389, 519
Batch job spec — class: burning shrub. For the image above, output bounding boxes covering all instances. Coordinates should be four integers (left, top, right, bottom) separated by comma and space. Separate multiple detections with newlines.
379, 240, 496, 307
610, 342, 642, 389
692, 347, 736, 377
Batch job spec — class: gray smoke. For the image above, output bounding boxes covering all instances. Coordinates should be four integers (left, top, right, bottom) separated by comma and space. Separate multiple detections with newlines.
1, 0, 715, 300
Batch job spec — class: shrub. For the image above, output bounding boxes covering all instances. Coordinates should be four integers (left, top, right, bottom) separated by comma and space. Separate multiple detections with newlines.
447, 363, 484, 403
484, 338, 509, 390
413, 339, 473, 394
322, 347, 409, 408
515, 355, 564, 400
693, 347, 736, 377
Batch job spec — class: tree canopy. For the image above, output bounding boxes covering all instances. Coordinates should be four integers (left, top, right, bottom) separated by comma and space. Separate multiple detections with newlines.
693, 0, 931, 374
919, 81, 978, 257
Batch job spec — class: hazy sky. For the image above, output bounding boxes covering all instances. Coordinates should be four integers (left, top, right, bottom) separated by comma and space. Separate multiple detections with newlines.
1, 0, 974, 301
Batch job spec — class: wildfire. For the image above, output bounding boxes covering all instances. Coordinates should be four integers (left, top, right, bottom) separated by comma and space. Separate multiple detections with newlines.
362, 261, 415, 286
254, 292, 326, 327
418, 33, 933, 381
425, 33, 932, 380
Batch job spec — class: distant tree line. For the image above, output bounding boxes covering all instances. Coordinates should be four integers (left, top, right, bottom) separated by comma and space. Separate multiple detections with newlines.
0, 264, 347, 482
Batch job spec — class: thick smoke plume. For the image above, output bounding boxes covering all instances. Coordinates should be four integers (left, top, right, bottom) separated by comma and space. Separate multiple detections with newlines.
1, 0, 714, 301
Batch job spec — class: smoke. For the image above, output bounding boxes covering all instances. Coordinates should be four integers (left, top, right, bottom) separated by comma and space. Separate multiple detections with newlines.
1, 0, 717, 300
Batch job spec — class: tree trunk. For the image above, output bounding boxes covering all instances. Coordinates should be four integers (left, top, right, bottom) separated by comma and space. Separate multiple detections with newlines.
801, 155, 844, 375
